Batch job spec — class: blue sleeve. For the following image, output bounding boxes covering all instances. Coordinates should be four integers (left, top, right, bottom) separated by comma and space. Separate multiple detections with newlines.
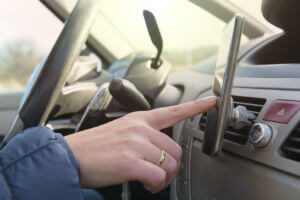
0, 127, 84, 200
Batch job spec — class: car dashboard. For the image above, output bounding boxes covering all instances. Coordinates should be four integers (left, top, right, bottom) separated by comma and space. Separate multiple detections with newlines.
170, 32, 300, 200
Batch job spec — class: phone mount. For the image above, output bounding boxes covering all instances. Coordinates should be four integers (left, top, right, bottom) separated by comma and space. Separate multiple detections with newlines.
231, 104, 256, 129
202, 15, 247, 157
203, 97, 255, 156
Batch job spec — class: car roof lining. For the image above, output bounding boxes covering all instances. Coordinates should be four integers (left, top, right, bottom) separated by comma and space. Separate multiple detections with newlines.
188, 0, 272, 38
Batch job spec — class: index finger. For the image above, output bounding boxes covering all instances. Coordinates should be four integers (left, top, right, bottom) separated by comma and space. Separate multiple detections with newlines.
141, 96, 216, 130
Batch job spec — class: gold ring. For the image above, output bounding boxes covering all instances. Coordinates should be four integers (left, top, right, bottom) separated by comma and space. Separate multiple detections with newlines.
156, 150, 166, 166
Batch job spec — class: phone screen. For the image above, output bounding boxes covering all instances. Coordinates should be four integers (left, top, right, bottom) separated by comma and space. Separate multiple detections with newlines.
203, 15, 245, 156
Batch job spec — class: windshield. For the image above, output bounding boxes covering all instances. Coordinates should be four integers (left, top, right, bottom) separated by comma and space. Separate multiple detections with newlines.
93, 0, 226, 70
51, 0, 278, 69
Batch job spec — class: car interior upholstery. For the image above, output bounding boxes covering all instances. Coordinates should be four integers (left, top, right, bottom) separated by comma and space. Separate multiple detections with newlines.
2, 0, 300, 199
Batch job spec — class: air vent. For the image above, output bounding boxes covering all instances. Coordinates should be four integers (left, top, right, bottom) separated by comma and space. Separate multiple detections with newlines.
282, 124, 300, 161
199, 96, 266, 145
199, 112, 207, 132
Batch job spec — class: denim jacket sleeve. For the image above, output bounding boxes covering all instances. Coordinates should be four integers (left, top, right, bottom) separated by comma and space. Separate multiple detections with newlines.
0, 127, 84, 200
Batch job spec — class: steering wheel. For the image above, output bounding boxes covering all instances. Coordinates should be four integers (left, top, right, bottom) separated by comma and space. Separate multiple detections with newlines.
1, 0, 99, 147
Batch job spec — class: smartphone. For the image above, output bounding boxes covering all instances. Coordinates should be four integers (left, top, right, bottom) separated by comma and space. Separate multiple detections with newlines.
202, 14, 245, 157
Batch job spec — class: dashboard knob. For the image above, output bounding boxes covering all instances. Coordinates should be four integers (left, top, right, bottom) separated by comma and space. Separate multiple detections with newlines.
249, 123, 273, 148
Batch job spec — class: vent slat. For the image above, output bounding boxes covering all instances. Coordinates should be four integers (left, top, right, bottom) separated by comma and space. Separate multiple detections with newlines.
199, 113, 207, 132
248, 111, 259, 115
224, 134, 248, 144
288, 136, 300, 144
199, 122, 206, 127
282, 146, 300, 155
234, 101, 264, 107
199, 96, 265, 145
225, 131, 248, 139
294, 127, 300, 133
201, 116, 207, 120
225, 130, 249, 138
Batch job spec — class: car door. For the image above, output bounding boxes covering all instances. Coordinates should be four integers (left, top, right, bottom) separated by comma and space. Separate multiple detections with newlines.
0, 92, 22, 136
0, 0, 63, 137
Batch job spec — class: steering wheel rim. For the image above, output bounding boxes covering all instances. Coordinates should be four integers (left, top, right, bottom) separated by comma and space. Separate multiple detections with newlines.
1, 0, 99, 147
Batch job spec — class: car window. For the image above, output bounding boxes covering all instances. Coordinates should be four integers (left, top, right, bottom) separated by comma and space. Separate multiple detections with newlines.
0, 0, 63, 91
92, 0, 248, 70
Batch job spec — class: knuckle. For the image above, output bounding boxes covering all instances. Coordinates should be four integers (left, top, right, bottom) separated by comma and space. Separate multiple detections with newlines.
129, 156, 139, 166
124, 111, 144, 121
123, 134, 140, 147
121, 148, 133, 158
123, 112, 136, 120
166, 157, 178, 175
120, 150, 133, 165
133, 123, 148, 133
122, 113, 139, 123
126, 122, 150, 136
174, 144, 182, 161
121, 134, 147, 154
121, 149, 139, 164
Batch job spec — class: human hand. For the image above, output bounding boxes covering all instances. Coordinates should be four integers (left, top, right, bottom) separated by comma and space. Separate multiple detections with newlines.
65, 96, 216, 193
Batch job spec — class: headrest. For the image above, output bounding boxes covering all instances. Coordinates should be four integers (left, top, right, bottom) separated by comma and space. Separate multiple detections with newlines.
262, 0, 300, 31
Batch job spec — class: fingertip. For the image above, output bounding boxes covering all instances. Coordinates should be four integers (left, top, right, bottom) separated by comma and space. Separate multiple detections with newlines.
193, 96, 217, 111
199, 96, 217, 104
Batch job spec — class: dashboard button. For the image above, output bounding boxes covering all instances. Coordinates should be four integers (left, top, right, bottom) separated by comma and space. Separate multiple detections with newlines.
249, 123, 273, 148
263, 100, 300, 124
